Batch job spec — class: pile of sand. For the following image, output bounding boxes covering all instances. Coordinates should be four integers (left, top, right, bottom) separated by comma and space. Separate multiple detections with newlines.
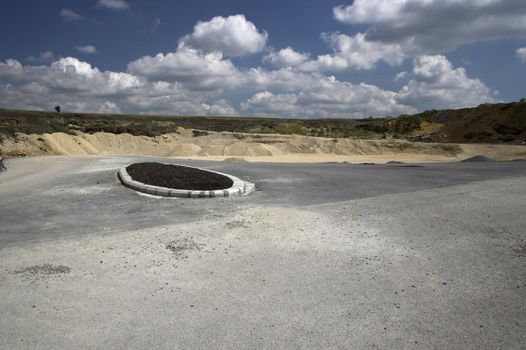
1, 129, 525, 163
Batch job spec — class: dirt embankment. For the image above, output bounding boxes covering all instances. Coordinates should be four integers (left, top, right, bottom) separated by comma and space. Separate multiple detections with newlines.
1, 129, 525, 163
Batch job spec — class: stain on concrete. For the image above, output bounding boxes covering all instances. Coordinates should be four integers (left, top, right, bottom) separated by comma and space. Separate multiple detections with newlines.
13, 264, 71, 276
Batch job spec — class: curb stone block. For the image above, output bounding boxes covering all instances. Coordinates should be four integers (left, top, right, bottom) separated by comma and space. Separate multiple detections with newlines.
118, 163, 255, 198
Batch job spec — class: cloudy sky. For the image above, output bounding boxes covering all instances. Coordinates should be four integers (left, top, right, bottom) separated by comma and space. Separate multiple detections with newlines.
0, 0, 525, 118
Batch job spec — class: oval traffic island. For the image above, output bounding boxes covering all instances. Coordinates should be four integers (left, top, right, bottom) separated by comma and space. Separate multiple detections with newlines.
118, 162, 254, 198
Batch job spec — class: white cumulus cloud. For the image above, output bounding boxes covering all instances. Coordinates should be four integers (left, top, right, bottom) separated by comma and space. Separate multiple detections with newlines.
98, 101, 121, 114
26, 51, 57, 63
241, 91, 299, 116
517, 47, 526, 63
0, 13, 500, 118
178, 15, 268, 57
60, 9, 84, 21
240, 77, 416, 119
318, 0, 526, 72
395, 55, 495, 110
97, 0, 129, 10
51, 57, 100, 78
74, 46, 98, 54
298, 32, 407, 72
263, 47, 309, 68
127, 49, 241, 90
150, 18, 161, 33
241, 56, 495, 117
0, 57, 237, 116
333, 0, 526, 52
0, 53, 496, 118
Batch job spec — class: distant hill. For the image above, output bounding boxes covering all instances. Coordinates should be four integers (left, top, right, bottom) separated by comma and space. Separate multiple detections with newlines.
1, 100, 525, 144
388, 100, 526, 144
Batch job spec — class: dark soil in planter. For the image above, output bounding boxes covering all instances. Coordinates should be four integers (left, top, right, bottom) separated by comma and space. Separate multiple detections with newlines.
126, 162, 233, 191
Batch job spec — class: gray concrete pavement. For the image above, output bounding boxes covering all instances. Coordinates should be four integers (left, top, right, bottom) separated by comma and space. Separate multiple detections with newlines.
0, 156, 525, 349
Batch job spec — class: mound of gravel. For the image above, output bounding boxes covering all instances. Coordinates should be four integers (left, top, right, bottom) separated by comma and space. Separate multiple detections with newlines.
461, 155, 495, 162
126, 162, 233, 191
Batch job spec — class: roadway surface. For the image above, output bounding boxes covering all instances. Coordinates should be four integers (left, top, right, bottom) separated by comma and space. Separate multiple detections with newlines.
0, 156, 525, 349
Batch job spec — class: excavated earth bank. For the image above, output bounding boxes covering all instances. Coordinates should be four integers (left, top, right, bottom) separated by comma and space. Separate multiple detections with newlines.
1, 129, 525, 162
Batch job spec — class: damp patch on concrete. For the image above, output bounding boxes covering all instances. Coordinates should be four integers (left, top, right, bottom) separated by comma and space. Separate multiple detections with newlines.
166, 238, 202, 255
13, 264, 71, 276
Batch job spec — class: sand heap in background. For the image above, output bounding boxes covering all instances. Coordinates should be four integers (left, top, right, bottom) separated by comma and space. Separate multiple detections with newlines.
1, 129, 525, 163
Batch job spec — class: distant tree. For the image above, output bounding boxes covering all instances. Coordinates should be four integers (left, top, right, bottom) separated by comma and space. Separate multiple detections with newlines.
54, 105, 61, 113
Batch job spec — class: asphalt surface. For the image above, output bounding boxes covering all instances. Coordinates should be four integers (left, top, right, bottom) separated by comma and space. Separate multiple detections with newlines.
0, 155, 525, 349
1, 156, 526, 247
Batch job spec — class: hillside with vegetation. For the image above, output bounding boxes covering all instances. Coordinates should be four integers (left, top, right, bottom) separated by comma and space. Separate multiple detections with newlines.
1, 100, 525, 144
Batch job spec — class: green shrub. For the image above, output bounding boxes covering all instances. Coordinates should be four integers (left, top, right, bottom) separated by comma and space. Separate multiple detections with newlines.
192, 130, 210, 137
276, 122, 309, 135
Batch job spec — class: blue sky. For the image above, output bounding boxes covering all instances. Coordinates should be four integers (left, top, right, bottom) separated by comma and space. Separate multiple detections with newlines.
0, 0, 525, 118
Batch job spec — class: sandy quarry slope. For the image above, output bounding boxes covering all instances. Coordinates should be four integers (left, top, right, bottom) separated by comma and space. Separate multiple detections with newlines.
1, 128, 525, 163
